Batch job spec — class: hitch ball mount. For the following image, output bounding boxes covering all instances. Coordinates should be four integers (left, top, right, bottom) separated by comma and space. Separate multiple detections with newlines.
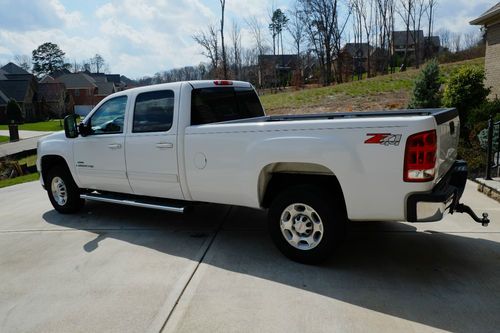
450, 203, 490, 227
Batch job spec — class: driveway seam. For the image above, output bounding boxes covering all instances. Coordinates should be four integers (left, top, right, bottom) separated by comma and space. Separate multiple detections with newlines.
156, 206, 232, 333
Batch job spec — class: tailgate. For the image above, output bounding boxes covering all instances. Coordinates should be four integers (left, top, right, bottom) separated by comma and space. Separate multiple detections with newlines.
434, 108, 460, 182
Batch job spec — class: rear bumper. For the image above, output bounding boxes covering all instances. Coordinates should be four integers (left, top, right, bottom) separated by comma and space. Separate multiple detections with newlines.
406, 160, 467, 222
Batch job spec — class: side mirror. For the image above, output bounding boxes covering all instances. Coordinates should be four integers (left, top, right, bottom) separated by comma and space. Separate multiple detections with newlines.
78, 122, 92, 137
64, 114, 78, 138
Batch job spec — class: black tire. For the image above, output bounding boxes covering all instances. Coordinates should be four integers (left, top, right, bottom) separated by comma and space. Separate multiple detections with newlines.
268, 185, 346, 264
46, 164, 84, 214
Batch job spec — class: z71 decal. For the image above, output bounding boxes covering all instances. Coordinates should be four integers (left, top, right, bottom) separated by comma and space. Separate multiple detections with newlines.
364, 133, 402, 146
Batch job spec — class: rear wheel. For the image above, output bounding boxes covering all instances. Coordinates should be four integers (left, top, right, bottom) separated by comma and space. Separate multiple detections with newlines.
46, 165, 84, 214
268, 185, 345, 264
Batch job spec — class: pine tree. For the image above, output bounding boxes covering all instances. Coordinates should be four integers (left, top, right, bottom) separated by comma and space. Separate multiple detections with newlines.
408, 59, 441, 109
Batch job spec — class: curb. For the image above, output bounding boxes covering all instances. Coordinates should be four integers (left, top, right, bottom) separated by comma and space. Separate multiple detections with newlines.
475, 178, 500, 203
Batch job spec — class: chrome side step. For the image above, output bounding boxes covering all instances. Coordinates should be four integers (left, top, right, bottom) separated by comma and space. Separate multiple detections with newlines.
80, 193, 185, 213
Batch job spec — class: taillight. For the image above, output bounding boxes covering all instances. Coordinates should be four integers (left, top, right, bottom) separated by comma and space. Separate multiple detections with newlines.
404, 130, 437, 182
213, 80, 233, 85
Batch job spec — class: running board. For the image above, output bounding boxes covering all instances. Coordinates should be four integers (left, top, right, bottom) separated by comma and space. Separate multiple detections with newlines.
80, 193, 186, 213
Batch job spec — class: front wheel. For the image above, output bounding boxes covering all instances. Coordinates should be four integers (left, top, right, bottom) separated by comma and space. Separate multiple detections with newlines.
46, 165, 84, 214
268, 185, 345, 264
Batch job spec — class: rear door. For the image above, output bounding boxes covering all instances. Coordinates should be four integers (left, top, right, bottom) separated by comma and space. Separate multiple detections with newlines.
124, 88, 183, 199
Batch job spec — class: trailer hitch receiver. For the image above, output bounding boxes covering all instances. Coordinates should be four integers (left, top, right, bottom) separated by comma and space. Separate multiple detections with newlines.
450, 203, 490, 226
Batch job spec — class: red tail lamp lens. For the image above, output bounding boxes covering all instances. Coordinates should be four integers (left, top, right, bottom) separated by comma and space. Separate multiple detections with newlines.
404, 130, 437, 182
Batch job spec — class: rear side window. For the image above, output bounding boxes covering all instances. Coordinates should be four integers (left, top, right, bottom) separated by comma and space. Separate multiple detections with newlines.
191, 87, 264, 125
133, 90, 174, 133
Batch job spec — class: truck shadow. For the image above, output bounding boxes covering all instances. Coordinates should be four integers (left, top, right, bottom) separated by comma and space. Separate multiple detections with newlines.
42, 202, 500, 332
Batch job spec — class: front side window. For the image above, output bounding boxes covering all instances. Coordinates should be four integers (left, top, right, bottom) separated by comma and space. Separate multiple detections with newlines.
133, 90, 174, 133
89, 96, 127, 135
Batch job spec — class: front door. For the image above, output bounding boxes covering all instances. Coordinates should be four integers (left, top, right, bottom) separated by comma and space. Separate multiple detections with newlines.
73, 95, 132, 193
125, 89, 183, 199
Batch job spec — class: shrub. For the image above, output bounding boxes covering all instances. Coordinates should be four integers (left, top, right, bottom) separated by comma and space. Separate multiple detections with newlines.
443, 66, 490, 138
408, 59, 441, 109
467, 98, 500, 128
6, 99, 23, 124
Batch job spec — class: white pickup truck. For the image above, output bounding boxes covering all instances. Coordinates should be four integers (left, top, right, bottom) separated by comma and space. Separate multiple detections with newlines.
37, 80, 489, 263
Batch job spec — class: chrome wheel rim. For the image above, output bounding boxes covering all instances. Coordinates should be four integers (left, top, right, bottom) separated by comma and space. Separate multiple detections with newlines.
51, 176, 68, 206
280, 203, 324, 250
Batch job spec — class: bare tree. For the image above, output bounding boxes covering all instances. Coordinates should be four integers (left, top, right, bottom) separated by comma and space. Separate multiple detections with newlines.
374, 0, 396, 73
452, 32, 462, 53
219, 0, 228, 79
425, 0, 437, 58
287, 5, 306, 59
411, 0, 427, 68
397, 0, 414, 69
300, 0, 349, 85
463, 31, 480, 50
437, 28, 452, 51
90, 54, 108, 73
14, 54, 32, 72
351, 0, 374, 77
230, 21, 242, 79
246, 16, 267, 56
193, 24, 220, 71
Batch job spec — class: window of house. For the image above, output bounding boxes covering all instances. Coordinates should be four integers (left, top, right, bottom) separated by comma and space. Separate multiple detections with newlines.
89, 96, 127, 135
74, 90, 80, 97
191, 87, 264, 125
133, 90, 174, 133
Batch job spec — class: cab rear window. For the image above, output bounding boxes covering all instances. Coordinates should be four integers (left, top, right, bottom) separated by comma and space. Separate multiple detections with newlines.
191, 87, 264, 125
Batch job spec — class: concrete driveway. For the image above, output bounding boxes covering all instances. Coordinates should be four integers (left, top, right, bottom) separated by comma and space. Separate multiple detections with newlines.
1, 181, 499, 333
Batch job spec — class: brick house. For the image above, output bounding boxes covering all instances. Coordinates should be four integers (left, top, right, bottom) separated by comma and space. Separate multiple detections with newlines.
471, 3, 500, 99
56, 72, 117, 116
336, 43, 373, 80
257, 54, 299, 88
0, 63, 39, 122
391, 30, 440, 65
38, 75, 73, 118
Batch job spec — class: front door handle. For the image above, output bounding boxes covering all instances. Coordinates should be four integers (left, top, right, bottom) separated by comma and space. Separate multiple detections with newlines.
107, 143, 122, 149
156, 142, 173, 149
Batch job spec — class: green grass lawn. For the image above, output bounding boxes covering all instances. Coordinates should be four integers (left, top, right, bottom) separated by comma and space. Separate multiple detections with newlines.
260, 58, 485, 112
0, 119, 64, 132
0, 135, 8, 144
0, 173, 39, 189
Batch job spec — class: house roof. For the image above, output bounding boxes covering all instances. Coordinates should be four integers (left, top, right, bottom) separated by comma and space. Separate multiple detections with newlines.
96, 81, 115, 96
49, 68, 71, 78
1, 62, 30, 75
39, 82, 66, 101
40, 75, 56, 83
106, 74, 121, 85
0, 69, 8, 80
470, 2, 500, 25
0, 80, 31, 102
57, 73, 97, 89
426, 36, 441, 47
392, 30, 425, 46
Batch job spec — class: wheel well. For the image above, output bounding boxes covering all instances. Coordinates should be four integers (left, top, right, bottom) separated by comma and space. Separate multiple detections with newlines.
41, 155, 70, 185
261, 171, 346, 215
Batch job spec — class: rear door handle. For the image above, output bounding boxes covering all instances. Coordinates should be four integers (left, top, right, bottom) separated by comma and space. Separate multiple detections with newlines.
107, 143, 122, 149
156, 142, 174, 149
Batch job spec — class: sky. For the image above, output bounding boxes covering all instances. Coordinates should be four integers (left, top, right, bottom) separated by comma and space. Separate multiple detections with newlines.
0, 0, 495, 78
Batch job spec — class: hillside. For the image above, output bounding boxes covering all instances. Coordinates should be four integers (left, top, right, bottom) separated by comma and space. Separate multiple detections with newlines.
260, 58, 484, 115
